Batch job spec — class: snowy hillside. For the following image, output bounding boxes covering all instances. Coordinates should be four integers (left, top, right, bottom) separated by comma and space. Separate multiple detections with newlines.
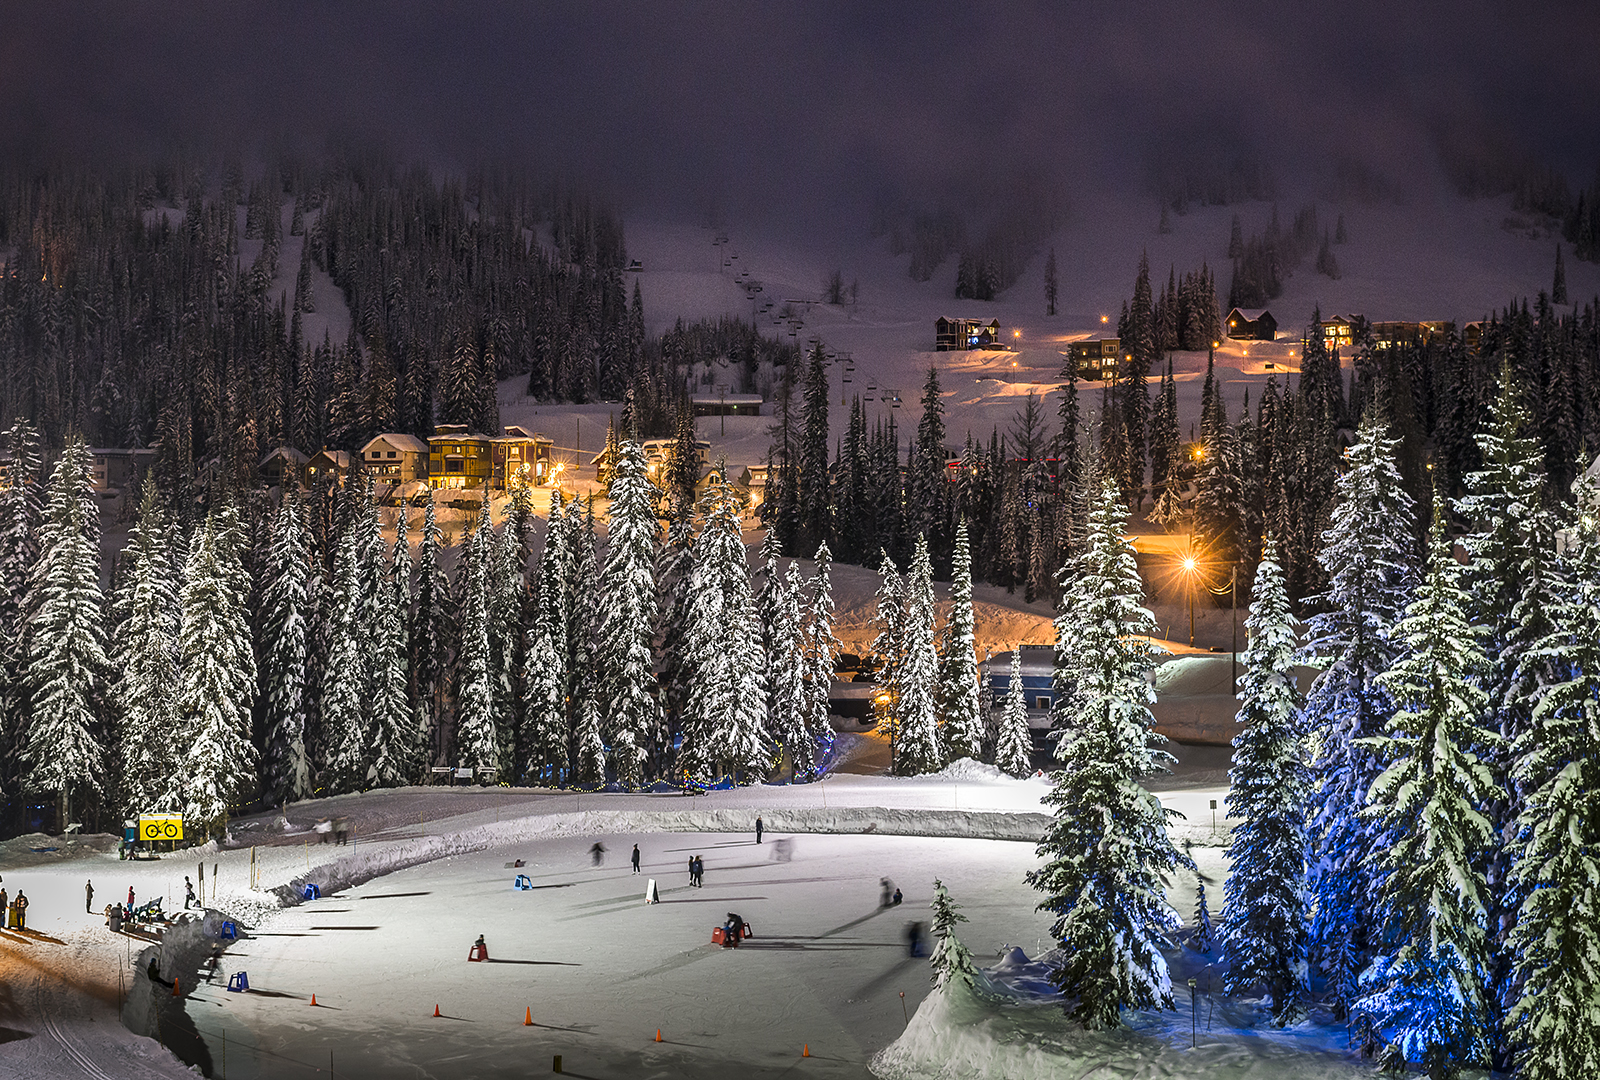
503, 183, 1599, 485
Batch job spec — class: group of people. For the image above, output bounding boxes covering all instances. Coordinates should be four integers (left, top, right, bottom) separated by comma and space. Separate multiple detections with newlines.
687, 854, 706, 887
0, 881, 27, 931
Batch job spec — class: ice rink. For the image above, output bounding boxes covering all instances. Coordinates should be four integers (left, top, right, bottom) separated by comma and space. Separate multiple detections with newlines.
185, 830, 1049, 1079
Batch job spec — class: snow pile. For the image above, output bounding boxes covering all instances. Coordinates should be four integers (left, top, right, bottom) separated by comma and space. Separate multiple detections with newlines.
932, 757, 1037, 784
873, 948, 1368, 1080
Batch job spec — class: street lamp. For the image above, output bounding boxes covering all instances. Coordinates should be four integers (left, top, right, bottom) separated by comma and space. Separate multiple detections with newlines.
1181, 556, 1198, 646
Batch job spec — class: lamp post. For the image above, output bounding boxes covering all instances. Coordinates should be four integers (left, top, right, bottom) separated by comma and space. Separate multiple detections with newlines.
1230, 563, 1239, 686
1182, 556, 1197, 646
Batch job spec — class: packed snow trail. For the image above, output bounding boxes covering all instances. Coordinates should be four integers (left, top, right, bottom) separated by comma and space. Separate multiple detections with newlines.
0, 926, 195, 1080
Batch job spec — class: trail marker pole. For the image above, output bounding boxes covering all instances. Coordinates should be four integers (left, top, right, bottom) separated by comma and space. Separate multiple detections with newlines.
1188, 977, 1198, 1047
899, 991, 907, 1024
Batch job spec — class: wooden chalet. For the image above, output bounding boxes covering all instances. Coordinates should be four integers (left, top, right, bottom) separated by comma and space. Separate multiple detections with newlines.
935, 316, 1002, 351
360, 433, 430, 482
259, 446, 310, 488
1226, 308, 1277, 341
306, 449, 352, 487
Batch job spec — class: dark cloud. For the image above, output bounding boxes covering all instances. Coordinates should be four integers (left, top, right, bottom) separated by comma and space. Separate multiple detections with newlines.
3, 1, 1596, 221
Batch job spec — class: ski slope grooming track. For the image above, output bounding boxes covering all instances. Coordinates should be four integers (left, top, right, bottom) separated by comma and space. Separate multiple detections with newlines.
35, 983, 116, 1080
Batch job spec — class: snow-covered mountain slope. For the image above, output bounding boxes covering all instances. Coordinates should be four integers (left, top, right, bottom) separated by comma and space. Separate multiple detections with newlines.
505, 184, 1597, 478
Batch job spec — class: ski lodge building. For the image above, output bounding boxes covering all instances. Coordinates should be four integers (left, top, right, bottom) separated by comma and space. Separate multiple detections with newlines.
935, 316, 1003, 351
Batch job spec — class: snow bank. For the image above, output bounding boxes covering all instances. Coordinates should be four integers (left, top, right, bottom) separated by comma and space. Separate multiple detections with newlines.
873, 949, 1368, 1080
931, 757, 1039, 783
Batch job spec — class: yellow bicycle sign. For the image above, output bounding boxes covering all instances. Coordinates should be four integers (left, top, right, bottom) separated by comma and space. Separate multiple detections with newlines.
138, 814, 184, 842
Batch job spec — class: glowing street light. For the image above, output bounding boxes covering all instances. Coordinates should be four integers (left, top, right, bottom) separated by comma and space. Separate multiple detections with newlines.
1179, 553, 1199, 646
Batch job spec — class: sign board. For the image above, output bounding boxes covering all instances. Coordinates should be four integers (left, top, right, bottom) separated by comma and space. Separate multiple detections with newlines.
430, 766, 453, 774
454, 767, 474, 780
139, 814, 184, 842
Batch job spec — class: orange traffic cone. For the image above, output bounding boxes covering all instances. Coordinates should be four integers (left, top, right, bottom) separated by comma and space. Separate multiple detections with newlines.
524, 1007, 533, 1026
655, 1029, 663, 1043
310, 993, 318, 1007
172, 978, 180, 998
433, 1004, 441, 1017
803, 1044, 811, 1058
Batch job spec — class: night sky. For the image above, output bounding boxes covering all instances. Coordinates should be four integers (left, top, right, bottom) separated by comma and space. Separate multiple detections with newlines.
4, 1, 1598, 220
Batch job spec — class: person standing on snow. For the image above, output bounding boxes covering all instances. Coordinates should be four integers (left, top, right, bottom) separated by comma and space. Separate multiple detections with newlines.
755, 817, 763, 844
631, 844, 641, 874
184, 876, 197, 909
128, 885, 135, 910
86, 879, 94, 914
590, 842, 606, 867
13, 891, 27, 931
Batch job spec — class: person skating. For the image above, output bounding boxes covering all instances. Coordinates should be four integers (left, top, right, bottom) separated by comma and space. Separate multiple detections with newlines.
631, 844, 641, 874
13, 891, 27, 931
687, 856, 695, 887
906, 920, 925, 957
590, 842, 607, 867
184, 876, 197, 910
892, 887, 903, 906
693, 855, 704, 887
85, 878, 94, 914
755, 816, 763, 844
880, 878, 894, 908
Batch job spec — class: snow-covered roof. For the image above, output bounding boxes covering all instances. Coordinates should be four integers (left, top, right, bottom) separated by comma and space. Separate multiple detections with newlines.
362, 433, 428, 454
1228, 308, 1273, 322
311, 450, 351, 468
260, 446, 310, 467
690, 394, 764, 405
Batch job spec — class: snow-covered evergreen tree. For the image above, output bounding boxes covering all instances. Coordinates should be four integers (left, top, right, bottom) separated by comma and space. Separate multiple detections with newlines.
410, 491, 451, 767
938, 520, 984, 762
1192, 880, 1216, 954
598, 438, 662, 789
368, 534, 413, 787
259, 492, 312, 804
484, 519, 522, 774
24, 439, 108, 825
1358, 497, 1500, 1077
799, 540, 841, 778
0, 418, 43, 800
1221, 544, 1310, 1023
929, 878, 978, 992
1302, 412, 1416, 1012
115, 481, 181, 816
454, 510, 499, 783
994, 648, 1032, 777
1504, 472, 1600, 1080
173, 511, 260, 838
522, 506, 570, 786
654, 512, 697, 774
895, 535, 944, 775
680, 472, 769, 785
1027, 475, 1182, 1030
1456, 369, 1564, 1050
870, 550, 906, 743
766, 561, 810, 776
321, 523, 371, 792
565, 499, 604, 782
572, 693, 605, 787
